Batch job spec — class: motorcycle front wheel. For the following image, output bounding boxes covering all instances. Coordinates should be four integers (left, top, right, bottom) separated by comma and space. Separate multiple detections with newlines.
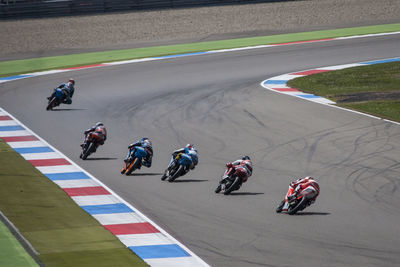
46, 97, 57, 110
223, 176, 241, 195
168, 165, 184, 182
287, 197, 308, 215
125, 157, 141, 175
81, 142, 94, 160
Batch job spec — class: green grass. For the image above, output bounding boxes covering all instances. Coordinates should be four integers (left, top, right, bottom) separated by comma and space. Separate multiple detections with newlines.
341, 101, 400, 121
1, 23, 400, 77
0, 139, 148, 267
0, 220, 38, 267
288, 62, 400, 122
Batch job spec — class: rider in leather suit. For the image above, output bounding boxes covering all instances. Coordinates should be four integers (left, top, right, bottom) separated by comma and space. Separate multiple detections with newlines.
47, 78, 75, 104
276, 176, 320, 213
124, 137, 153, 168
162, 144, 198, 178
80, 122, 107, 158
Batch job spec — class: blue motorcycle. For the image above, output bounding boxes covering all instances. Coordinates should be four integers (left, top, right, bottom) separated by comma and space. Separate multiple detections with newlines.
121, 146, 148, 175
46, 88, 68, 110
164, 152, 193, 182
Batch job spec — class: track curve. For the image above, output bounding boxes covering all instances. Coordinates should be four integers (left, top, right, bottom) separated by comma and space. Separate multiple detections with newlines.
1, 34, 400, 266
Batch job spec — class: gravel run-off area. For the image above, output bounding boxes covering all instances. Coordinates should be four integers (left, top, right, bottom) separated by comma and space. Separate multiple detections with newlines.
1, 0, 400, 61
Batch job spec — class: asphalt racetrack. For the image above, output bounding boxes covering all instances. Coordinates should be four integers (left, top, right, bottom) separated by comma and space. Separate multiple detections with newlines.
1, 34, 400, 266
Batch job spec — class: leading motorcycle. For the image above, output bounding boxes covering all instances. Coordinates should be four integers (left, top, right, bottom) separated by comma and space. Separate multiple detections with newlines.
276, 185, 318, 215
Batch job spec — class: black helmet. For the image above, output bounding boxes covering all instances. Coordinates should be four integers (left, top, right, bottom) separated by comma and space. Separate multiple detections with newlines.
242, 155, 250, 161
95, 122, 103, 127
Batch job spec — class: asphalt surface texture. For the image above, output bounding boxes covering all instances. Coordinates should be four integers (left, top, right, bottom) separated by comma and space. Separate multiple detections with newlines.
1, 33, 400, 266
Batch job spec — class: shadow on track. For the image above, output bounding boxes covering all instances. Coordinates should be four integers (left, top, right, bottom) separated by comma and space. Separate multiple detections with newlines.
84, 157, 118, 160
52, 108, 87, 111
128, 173, 164, 176
294, 212, 330, 216
173, 179, 209, 183
229, 192, 264, 196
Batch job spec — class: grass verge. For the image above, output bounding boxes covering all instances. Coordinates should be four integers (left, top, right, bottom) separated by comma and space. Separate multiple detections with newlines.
0, 139, 148, 267
287, 62, 400, 122
0, 219, 38, 267
1, 23, 400, 77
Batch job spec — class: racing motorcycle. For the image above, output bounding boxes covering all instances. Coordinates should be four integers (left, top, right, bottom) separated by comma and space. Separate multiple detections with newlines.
215, 165, 247, 195
276, 185, 319, 215
80, 132, 103, 160
121, 146, 148, 175
46, 88, 68, 110
161, 152, 192, 182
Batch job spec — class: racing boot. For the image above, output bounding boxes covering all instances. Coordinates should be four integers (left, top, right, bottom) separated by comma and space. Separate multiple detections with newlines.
161, 165, 172, 181
161, 171, 168, 181
121, 162, 127, 174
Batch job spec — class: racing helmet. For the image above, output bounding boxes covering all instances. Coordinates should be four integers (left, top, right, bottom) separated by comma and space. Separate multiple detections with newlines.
141, 137, 151, 146
242, 155, 250, 161
186, 144, 193, 150
68, 78, 75, 85
95, 122, 103, 127
305, 176, 314, 180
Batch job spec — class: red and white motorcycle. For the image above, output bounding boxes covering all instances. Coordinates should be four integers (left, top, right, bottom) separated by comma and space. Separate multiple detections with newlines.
80, 132, 103, 160
215, 165, 248, 195
276, 180, 320, 215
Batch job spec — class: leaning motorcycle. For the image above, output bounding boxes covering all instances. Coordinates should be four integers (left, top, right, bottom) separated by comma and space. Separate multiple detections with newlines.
161, 153, 192, 182
276, 185, 318, 215
215, 166, 247, 195
46, 88, 67, 110
80, 132, 102, 160
121, 146, 147, 175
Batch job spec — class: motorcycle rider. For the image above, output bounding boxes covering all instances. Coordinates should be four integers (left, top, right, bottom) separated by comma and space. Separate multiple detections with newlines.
161, 144, 198, 179
276, 176, 320, 213
47, 78, 75, 104
121, 137, 153, 174
80, 122, 107, 152
224, 155, 253, 187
